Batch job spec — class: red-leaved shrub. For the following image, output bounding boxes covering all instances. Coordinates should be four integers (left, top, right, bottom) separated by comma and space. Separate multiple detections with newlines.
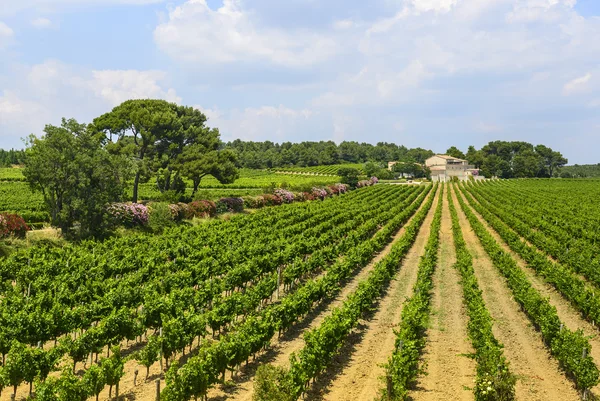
187, 200, 217, 218
0, 213, 30, 238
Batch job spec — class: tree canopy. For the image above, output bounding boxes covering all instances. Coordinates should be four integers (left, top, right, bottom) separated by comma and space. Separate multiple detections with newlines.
23, 118, 128, 238
462, 140, 568, 178
93, 100, 238, 202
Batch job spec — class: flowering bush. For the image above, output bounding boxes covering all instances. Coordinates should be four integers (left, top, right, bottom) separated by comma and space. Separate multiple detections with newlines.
0, 213, 30, 238
107, 203, 149, 227
263, 194, 283, 206
242, 196, 266, 209
167, 203, 189, 221
327, 185, 339, 195
187, 200, 217, 219
370, 176, 379, 184
216, 197, 244, 213
335, 183, 349, 194
311, 187, 328, 200
357, 179, 376, 188
274, 189, 295, 203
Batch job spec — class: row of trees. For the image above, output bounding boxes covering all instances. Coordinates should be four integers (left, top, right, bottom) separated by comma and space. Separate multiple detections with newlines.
23, 100, 239, 239
225, 140, 435, 168
0, 149, 25, 167
447, 141, 568, 178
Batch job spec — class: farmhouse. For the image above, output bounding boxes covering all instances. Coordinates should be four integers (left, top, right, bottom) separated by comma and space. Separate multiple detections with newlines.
425, 154, 482, 182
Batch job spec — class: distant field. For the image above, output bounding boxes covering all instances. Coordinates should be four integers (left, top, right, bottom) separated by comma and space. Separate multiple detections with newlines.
0, 167, 26, 181
273, 163, 364, 175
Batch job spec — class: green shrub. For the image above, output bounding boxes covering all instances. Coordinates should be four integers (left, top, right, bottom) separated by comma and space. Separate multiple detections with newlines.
149, 203, 176, 232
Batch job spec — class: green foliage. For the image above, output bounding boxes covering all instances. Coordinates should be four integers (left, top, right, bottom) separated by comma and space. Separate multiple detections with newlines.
457, 183, 599, 391
94, 100, 239, 202
0, 149, 25, 168
81, 365, 105, 401
134, 335, 161, 379
464, 141, 567, 178
23, 118, 127, 239
253, 365, 294, 401
337, 167, 360, 188
149, 202, 176, 233
381, 186, 442, 400
446, 146, 466, 159
447, 185, 515, 401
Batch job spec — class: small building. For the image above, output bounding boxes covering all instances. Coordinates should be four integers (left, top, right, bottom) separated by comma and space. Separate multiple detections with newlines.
425, 154, 483, 182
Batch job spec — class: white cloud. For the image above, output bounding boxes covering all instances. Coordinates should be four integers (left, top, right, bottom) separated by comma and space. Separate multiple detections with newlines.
31, 17, 52, 28
197, 104, 319, 142
88, 70, 181, 106
154, 0, 338, 67
507, 0, 576, 23
0, 60, 180, 143
563, 73, 592, 95
410, 0, 458, 13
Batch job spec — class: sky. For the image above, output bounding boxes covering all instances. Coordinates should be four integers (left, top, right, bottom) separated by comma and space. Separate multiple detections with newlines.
0, 0, 599, 164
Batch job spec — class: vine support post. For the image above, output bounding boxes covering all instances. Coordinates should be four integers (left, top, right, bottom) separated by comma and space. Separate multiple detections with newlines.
155, 379, 160, 401
159, 327, 164, 373
386, 374, 394, 400
277, 266, 282, 300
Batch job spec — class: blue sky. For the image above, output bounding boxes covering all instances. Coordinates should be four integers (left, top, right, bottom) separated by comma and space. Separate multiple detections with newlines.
1, 0, 599, 164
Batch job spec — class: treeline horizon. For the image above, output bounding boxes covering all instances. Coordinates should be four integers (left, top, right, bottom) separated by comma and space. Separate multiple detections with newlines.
0, 136, 589, 178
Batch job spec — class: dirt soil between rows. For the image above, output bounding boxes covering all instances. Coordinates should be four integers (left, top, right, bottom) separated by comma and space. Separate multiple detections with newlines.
409, 187, 475, 401
452, 186, 580, 401
309, 187, 442, 401
206, 187, 437, 401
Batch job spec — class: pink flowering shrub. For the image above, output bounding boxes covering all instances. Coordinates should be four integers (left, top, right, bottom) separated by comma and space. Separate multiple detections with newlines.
274, 189, 295, 203
0, 213, 29, 238
335, 183, 349, 193
168, 203, 189, 221
327, 185, 340, 195
357, 179, 377, 188
187, 200, 217, 219
370, 176, 379, 184
108, 203, 149, 227
311, 187, 328, 200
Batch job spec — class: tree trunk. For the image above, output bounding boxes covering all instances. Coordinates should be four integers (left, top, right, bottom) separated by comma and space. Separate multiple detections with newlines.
29, 382, 33, 396
133, 171, 141, 203
192, 178, 200, 197
109, 385, 113, 399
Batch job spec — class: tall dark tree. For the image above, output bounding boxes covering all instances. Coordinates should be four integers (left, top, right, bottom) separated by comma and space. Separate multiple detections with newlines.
535, 144, 568, 177
93, 99, 180, 202
445, 146, 466, 160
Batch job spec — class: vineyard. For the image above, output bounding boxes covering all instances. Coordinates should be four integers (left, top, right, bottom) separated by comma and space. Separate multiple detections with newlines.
1, 179, 600, 401
273, 164, 365, 176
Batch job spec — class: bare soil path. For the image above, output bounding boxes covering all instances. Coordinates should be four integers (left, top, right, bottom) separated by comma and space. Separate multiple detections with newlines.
410, 187, 475, 401
451, 186, 580, 401
312, 188, 442, 401
209, 187, 437, 401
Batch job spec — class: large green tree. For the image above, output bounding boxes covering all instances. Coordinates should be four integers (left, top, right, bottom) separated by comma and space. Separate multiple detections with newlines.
23, 119, 127, 238
93, 99, 179, 202
445, 146, 466, 160
94, 100, 238, 201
